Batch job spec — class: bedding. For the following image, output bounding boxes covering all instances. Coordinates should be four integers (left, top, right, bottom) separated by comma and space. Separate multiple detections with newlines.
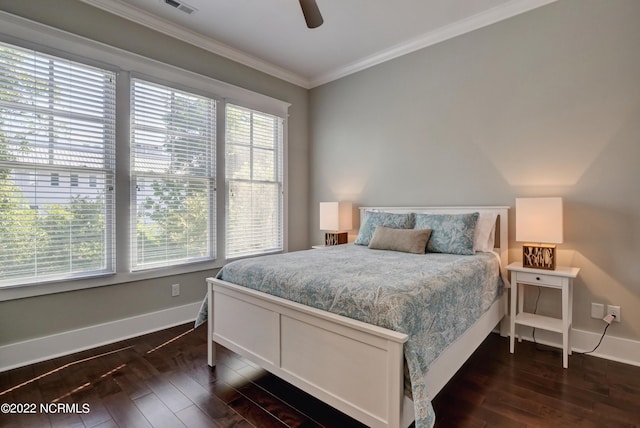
415, 212, 479, 255
201, 244, 503, 428
473, 211, 498, 252
368, 225, 432, 254
354, 211, 415, 245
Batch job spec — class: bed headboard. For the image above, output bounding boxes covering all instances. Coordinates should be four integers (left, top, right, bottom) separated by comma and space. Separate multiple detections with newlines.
359, 206, 510, 274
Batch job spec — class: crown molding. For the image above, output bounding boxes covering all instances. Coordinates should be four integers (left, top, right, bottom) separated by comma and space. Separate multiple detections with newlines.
79, 0, 558, 90
309, 0, 559, 88
78, 0, 312, 88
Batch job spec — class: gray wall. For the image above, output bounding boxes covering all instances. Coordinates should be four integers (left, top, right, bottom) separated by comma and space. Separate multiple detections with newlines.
0, 0, 309, 344
310, 0, 640, 341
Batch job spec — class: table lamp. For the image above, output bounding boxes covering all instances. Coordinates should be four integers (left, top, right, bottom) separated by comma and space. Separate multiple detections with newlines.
516, 197, 563, 270
319, 202, 352, 246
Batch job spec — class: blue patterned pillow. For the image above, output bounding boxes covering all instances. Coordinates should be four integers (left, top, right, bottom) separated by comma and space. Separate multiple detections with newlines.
415, 212, 479, 255
354, 211, 415, 246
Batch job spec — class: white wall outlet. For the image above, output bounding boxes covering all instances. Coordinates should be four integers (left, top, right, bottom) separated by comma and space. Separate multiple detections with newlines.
171, 283, 180, 297
607, 305, 621, 322
591, 302, 605, 319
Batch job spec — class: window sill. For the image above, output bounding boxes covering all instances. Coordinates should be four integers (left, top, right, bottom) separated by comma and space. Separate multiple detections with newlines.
0, 258, 224, 301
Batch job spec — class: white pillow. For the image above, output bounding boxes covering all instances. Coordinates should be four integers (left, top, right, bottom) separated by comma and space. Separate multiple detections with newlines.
474, 212, 498, 252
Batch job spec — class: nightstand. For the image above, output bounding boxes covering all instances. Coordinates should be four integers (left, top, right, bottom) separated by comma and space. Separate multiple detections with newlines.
311, 244, 345, 249
507, 262, 580, 368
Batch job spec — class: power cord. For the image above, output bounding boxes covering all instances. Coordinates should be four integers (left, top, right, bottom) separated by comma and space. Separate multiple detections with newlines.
577, 315, 615, 355
531, 286, 615, 355
531, 287, 556, 353
529, 287, 615, 355
531, 287, 541, 346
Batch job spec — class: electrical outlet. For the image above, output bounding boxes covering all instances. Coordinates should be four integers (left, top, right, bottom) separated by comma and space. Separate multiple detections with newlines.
591, 302, 605, 319
171, 283, 180, 297
607, 305, 621, 322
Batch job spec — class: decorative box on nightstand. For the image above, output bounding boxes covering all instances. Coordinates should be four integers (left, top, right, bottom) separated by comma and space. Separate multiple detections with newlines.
324, 231, 348, 246
507, 262, 580, 368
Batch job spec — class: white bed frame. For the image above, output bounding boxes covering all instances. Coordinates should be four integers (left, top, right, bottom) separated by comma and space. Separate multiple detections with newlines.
206, 206, 509, 428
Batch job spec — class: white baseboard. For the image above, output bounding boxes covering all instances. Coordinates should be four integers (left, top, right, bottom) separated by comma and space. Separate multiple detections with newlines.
0, 301, 201, 373
508, 322, 640, 367
3, 308, 638, 373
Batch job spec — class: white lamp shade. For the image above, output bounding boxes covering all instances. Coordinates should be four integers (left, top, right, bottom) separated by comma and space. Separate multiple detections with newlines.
319, 202, 353, 231
516, 197, 563, 244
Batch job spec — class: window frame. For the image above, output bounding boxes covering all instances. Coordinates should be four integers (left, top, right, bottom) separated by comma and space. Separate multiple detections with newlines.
0, 13, 289, 301
0, 41, 117, 288
129, 76, 218, 271
225, 104, 285, 259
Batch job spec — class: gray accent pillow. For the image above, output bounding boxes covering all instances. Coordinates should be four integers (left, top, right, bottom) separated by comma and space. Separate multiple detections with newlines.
368, 226, 432, 254
354, 211, 415, 246
415, 212, 479, 255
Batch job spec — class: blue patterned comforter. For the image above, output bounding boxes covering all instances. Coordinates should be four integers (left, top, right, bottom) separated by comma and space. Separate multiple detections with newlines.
201, 244, 502, 428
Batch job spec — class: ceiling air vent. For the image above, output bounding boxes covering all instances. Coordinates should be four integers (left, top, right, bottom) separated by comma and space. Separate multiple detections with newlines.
164, 0, 197, 15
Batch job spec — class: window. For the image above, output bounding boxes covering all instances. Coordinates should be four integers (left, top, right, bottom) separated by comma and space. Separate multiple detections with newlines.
226, 104, 284, 258
0, 41, 116, 287
130, 78, 216, 270
0, 17, 289, 298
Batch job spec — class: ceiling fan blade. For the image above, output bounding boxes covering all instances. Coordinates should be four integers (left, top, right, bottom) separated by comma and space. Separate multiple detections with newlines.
299, 0, 323, 28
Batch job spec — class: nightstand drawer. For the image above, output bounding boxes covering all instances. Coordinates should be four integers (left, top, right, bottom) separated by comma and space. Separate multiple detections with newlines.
515, 271, 563, 287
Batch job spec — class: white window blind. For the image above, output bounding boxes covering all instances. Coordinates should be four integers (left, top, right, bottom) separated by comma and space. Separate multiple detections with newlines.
130, 78, 216, 270
226, 104, 284, 258
0, 41, 116, 287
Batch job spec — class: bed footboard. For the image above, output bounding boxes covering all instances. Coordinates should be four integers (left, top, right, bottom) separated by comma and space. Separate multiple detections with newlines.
207, 278, 409, 428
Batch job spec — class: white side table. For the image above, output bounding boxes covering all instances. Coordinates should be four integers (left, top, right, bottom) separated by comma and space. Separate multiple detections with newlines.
507, 262, 580, 368
311, 244, 347, 249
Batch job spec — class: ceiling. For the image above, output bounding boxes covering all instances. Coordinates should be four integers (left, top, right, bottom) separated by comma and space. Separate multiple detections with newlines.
80, 0, 557, 88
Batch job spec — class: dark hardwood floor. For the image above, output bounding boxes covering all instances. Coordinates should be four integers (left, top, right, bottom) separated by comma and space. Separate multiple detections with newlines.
1, 322, 639, 428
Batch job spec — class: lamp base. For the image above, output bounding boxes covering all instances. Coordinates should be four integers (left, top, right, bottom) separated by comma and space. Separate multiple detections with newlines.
522, 243, 556, 270
325, 232, 348, 246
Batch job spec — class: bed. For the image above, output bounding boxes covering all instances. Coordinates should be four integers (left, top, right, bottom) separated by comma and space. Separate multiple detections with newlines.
202, 206, 509, 428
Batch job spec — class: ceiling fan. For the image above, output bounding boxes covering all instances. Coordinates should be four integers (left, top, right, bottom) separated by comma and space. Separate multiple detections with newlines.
299, 0, 324, 28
